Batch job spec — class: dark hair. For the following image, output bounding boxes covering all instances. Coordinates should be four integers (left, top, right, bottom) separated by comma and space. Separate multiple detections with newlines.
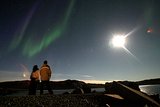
44, 60, 48, 64
32, 65, 39, 72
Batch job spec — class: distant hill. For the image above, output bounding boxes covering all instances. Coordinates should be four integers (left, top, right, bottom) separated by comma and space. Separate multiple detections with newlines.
0, 79, 104, 90
0, 78, 159, 90
137, 78, 160, 85
0, 80, 30, 89
51, 79, 86, 89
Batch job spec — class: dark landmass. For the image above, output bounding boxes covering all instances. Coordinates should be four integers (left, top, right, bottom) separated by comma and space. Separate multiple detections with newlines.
104, 78, 160, 86
0, 79, 160, 107
0, 80, 30, 89
0, 79, 99, 96
137, 78, 160, 85
0, 78, 159, 90
87, 83, 104, 88
0, 78, 159, 91
0, 79, 104, 90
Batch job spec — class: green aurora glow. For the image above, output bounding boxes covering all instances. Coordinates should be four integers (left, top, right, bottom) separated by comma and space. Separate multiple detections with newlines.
9, 2, 38, 52
10, 0, 75, 58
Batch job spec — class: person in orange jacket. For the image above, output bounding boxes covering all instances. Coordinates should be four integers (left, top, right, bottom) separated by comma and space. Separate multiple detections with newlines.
29, 65, 40, 95
40, 60, 53, 95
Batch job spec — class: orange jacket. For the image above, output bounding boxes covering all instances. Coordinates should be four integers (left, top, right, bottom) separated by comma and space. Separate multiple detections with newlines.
40, 64, 51, 81
31, 70, 40, 81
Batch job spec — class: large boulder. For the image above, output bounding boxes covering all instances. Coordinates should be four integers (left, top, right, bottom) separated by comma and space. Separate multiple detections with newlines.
119, 81, 140, 91
72, 81, 91, 94
82, 84, 91, 93
71, 88, 84, 94
105, 81, 140, 93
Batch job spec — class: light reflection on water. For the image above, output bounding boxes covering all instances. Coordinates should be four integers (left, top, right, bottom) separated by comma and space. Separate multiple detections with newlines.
8, 88, 105, 96
139, 84, 160, 97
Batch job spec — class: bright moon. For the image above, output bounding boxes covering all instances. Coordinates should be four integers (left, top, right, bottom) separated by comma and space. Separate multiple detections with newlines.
111, 35, 126, 48
109, 30, 140, 62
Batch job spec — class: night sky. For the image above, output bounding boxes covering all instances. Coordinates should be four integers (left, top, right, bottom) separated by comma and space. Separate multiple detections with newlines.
0, 0, 160, 83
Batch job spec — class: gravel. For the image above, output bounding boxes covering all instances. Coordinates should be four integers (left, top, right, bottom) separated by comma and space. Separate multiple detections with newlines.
0, 94, 99, 107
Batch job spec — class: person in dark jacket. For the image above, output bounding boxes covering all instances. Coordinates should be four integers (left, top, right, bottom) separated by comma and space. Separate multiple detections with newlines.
28, 65, 40, 95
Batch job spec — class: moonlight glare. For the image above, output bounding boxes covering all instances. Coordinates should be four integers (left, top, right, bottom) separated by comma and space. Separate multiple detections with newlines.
112, 35, 126, 48
110, 29, 140, 62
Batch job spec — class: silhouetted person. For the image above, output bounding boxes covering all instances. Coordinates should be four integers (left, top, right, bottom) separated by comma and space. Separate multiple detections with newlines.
29, 65, 40, 95
40, 60, 53, 95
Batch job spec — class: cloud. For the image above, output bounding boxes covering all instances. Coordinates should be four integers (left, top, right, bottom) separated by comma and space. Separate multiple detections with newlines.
53, 73, 94, 80
81, 79, 108, 84
81, 75, 93, 78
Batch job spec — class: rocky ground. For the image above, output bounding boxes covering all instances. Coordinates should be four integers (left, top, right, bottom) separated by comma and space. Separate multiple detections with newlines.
0, 94, 100, 107
0, 94, 159, 107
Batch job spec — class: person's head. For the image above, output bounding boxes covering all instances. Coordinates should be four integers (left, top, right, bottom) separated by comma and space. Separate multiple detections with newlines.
33, 65, 38, 72
44, 60, 48, 64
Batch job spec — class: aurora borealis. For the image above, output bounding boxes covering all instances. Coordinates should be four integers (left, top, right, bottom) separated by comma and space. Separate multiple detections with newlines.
10, 0, 75, 57
0, 0, 160, 83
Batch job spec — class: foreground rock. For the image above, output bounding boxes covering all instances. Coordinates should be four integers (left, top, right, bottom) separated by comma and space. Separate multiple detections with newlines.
0, 95, 98, 107
104, 81, 160, 107
0, 93, 159, 107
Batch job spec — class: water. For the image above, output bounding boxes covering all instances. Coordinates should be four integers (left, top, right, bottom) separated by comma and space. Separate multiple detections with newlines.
92, 85, 160, 97
139, 84, 160, 97
8, 89, 74, 96
8, 88, 105, 96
